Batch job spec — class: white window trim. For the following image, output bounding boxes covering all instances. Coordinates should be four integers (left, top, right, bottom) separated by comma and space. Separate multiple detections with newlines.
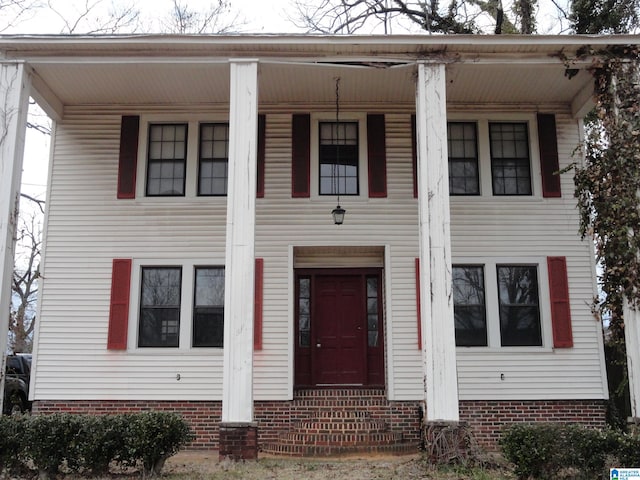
453, 256, 553, 352
135, 114, 229, 201
309, 112, 370, 201
127, 257, 225, 352
446, 112, 543, 199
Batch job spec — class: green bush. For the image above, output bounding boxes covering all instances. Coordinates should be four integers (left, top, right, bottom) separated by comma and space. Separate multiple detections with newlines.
500, 423, 640, 480
0, 414, 27, 474
120, 412, 194, 475
0, 411, 192, 478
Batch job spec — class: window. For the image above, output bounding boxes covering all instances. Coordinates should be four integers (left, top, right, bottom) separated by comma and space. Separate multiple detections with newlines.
319, 121, 359, 195
497, 265, 542, 346
366, 276, 380, 347
298, 277, 311, 347
490, 122, 532, 195
452, 265, 487, 346
139, 267, 182, 347
193, 267, 225, 347
448, 122, 479, 195
198, 123, 229, 196
146, 124, 187, 196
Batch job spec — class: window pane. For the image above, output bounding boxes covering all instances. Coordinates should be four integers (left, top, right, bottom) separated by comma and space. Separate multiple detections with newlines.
199, 123, 229, 196
319, 122, 359, 195
139, 267, 181, 347
193, 267, 224, 347
452, 266, 487, 347
448, 122, 479, 195
367, 276, 379, 347
497, 265, 542, 346
298, 278, 311, 348
490, 123, 532, 196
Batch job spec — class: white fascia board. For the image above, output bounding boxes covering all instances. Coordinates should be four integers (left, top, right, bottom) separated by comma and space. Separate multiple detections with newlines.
29, 69, 63, 121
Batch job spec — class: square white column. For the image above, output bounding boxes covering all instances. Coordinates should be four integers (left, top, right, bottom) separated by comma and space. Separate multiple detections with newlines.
415, 61, 460, 422
222, 60, 259, 423
0, 62, 31, 412
624, 300, 640, 418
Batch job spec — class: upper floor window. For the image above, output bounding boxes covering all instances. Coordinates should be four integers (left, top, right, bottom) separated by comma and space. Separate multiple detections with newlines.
198, 123, 229, 196
448, 122, 479, 195
489, 122, 532, 195
146, 124, 187, 196
319, 121, 359, 195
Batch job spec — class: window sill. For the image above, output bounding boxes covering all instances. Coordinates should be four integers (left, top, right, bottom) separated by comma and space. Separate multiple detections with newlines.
456, 346, 554, 354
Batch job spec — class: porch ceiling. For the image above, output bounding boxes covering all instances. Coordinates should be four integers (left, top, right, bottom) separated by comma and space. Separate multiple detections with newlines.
2, 34, 635, 117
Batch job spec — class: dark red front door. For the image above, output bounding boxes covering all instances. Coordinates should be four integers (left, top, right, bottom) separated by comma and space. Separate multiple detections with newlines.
294, 269, 384, 388
313, 275, 366, 385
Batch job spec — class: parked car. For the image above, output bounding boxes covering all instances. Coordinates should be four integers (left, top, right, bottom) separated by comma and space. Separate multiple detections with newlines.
3, 354, 32, 415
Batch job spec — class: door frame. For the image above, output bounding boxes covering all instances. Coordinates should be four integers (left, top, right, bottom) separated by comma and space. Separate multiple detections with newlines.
294, 267, 385, 388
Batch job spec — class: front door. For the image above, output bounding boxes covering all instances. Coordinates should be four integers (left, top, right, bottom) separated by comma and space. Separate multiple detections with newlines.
295, 269, 384, 387
314, 275, 366, 385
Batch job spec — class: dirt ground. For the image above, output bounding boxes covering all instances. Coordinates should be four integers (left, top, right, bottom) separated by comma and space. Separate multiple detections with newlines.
160, 451, 515, 480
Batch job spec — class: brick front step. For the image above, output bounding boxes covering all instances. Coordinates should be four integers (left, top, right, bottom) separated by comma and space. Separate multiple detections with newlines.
263, 389, 414, 456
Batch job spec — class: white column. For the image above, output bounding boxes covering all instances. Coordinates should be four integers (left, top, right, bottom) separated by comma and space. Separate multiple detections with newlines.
0, 62, 31, 413
624, 300, 640, 418
222, 60, 258, 423
416, 62, 460, 422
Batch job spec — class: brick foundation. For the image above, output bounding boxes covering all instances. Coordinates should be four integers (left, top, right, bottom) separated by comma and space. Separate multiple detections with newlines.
219, 423, 258, 460
459, 399, 607, 449
32, 397, 606, 452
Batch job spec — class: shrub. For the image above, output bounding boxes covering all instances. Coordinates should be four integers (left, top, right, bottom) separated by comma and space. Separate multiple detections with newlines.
0, 414, 27, 474
500, 423, 640, 480
76, 414, 128, 475
120, 412, 194, 475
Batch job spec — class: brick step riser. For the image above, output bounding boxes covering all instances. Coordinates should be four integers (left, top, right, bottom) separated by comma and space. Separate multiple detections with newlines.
294, 389, 385, 398
291, 401, 390, 409
296, 423, 388, 433
299, 411, 372, 420
261, 443, 416, 457
277, 432, 404, 445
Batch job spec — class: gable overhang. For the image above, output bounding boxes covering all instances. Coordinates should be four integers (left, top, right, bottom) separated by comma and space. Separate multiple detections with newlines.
1, 34, 638, 119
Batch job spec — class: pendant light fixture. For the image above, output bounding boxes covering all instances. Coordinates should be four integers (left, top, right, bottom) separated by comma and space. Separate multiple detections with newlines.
331, 77, 346, 225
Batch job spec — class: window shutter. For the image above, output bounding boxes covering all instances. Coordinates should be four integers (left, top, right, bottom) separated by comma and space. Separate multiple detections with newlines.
117, 116, 139, 199
367, 114, 387, 197
254, 258, 264, 350
548, 256, 573, 348
291, 114, 311, 198
257, 114, 266, 198
411, 115, 418, 199
108, 259, 132, 350
415, 258, 422, 350
537, 113, 562, 198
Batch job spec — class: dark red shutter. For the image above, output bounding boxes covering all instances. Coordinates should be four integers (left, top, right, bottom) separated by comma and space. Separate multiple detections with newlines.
367, 114, 387, 197
254, 258, 264, 350
108, 259, 132, 350
411, 115, 418, 199
415, 258, 422, 350
257, 114, 266, 198
548, 256, 573, 348
117, 116, 139, 199
537, 113, 562, 198
291, 114, 311, 198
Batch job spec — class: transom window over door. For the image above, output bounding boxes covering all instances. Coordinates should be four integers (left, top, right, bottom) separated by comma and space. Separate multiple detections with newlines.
319, 121, 359, 195
139, 267, 182, 347
490, 122, 532, 195
198, 123, 229, 196
146, 124, 187, 196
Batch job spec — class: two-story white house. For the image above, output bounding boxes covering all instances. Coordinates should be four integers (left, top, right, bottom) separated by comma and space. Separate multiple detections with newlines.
0, 34, 636, 459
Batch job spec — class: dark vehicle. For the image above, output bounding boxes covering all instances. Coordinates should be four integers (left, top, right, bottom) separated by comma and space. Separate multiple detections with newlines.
3, 354, 32, 415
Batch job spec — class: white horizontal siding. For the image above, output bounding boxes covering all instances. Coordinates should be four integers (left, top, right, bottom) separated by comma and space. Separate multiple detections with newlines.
32, 106, 607, 403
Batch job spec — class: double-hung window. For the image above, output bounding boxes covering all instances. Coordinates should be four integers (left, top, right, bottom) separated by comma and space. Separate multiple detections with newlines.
198, 123, 229, 196
489, 122, 532, 195
193, 267, 225, 347
319, 121, 359, 196
137, 264, 225, 348
448, 122, 479, 195
139, 267, 182, 347
452, 262, 543, 347
146, 124, 187, 196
